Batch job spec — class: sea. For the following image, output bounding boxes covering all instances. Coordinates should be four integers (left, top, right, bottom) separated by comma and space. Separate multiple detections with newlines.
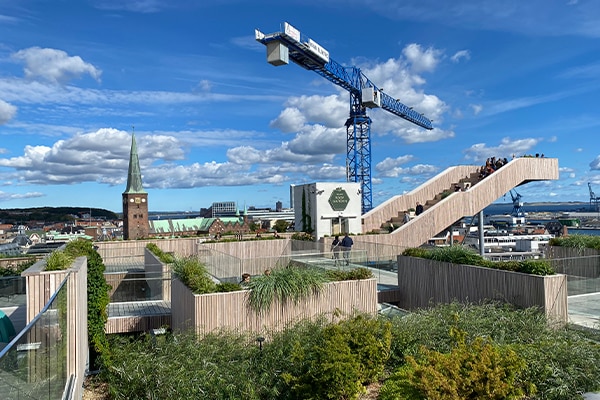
484, 202, 600, 236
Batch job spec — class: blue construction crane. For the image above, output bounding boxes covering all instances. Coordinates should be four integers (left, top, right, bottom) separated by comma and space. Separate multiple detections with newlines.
255, 22, 433, 214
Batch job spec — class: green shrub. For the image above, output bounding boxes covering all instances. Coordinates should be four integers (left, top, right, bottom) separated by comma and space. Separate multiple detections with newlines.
145, 242, 176, 263
215, 282, 243, 292
172, 256, 216, 294
386, 302, 600, 400
61, 239, 110, 370
325, 266, 374, 281
402, 245, 555, 275
290, 232, 314, 241
100, 303, 600, 399
0, 258, 36, 276
281, 315, 391, 399
380, 327, 533, 400
106, 330, 272, 400
246, 265, 327, 314
44, 249, 74, 271
549, 234, 600, 251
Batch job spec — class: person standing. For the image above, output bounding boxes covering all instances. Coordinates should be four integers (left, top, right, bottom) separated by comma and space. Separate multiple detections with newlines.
403, 211, 410, 224
341, 233, 353, 266
331, 235, 341, 266
415, 202, 424, 216
240, 273, 251, 286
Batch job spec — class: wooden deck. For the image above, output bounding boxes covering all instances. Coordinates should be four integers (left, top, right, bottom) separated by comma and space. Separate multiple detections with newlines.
106, 300, 171, 334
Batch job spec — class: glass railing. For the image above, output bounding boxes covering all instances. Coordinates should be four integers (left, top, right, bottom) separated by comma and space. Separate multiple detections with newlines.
197, 247, 243, 284
0, 274, 69, 400
550, 254, 600, 330
108, 271, 172, 303
0, 276, 27, 308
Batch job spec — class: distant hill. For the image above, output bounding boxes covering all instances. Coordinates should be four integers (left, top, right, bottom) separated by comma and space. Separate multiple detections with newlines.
0, 207, 119, 224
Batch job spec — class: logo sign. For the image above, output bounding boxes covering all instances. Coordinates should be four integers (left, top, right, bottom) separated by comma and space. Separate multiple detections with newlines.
328, 188, 350, 211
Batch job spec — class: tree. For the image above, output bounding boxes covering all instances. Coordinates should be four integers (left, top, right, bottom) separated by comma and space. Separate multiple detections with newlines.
273, 219, 289, 233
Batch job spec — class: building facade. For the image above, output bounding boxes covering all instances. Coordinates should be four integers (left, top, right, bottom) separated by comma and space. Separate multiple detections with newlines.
122, 133, 149, 240
292, 182, 361, 239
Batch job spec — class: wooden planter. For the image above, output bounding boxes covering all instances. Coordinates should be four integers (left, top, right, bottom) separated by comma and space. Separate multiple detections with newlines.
395, 256, 568, 324
171, 277, 378, 335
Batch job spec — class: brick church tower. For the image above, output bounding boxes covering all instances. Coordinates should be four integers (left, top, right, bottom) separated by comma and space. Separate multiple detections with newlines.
122, 133, 149, 240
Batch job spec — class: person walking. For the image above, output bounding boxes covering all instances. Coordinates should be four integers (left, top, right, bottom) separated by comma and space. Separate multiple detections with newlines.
415, 202, 424, 216
403, 211, 410, 224
341, 233, 353, 266
331, 235, 341, 266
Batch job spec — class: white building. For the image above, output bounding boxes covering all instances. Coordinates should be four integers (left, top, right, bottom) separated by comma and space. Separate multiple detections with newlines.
292, 182, 362, 239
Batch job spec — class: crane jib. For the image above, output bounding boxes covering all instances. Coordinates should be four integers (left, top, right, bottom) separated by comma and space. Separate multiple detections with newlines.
256, 23, 434, 213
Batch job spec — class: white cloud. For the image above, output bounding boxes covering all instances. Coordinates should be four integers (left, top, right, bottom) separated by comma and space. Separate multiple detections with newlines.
590, 156, 600, 171
362, 0, 600, 38
195, 80, 212, 92
11, 47, 102, 84
402, 43, 443, 73
271, 94, 346, 131
0, 191, 45, 202
0, 99, 17, 124
470, 104, 483, 115
376, 161, 438, 178
463, 137, 540, 163
270, 107, 306, 133
450, 50, 471, 63
375, 155, 415, 172
93, 0, 164, 13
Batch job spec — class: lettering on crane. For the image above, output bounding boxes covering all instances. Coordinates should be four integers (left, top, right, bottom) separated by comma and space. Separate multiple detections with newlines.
284, 22, 300, 42
306, 39, 329, 63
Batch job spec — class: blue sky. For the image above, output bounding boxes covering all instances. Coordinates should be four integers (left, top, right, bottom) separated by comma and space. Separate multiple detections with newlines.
1, 0, 599, 213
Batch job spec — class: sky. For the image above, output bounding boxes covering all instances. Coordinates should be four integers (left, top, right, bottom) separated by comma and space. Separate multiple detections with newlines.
1, 0, 599, 213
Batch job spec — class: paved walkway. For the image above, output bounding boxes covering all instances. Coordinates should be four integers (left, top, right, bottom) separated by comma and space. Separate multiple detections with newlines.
568, 292, 600, 329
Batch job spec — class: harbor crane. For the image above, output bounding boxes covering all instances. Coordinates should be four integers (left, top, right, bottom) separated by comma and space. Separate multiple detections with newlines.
255, 22, 433, 214
589, 183, 600, 211
510, 189, 525, 217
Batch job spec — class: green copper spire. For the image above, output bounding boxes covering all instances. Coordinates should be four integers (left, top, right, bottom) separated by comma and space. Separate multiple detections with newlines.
123, 132, 146, 194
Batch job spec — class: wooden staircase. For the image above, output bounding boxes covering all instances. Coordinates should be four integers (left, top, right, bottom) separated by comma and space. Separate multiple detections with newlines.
360, 157, 559, 249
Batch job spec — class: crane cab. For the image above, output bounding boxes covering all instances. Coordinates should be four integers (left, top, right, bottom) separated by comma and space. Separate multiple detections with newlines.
362, 87, 381, 108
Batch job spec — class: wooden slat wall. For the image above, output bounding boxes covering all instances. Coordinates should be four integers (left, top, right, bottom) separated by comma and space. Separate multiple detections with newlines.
105, 315, 172, 334
393, 256, 568, 323
547, 246, 600, 278
21, 257, 88, 400
144, 248, 171, 302
96, 237, 199, 261
360, 158, 559, 247
67, 257, 87, 400
171, 278, 378, 335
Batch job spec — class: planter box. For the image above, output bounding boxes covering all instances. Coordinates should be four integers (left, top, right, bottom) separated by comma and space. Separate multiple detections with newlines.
395, 256, 568, 324
171, 278, 378, 335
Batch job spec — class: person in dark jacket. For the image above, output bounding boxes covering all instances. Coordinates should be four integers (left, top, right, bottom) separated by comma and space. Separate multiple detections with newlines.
331, 235, 341, 266
340, 233, 353, 265
415, 202, 424, 216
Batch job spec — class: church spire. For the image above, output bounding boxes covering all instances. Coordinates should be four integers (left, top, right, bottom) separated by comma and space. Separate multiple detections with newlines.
123, 131, 146, 194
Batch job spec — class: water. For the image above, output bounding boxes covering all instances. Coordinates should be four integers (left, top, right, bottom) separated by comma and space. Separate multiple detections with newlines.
484, 202, 597, 215
484, 202, 600, 236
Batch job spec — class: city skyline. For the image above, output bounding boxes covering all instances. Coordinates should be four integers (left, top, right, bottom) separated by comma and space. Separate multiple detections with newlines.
1, 1, 599, 212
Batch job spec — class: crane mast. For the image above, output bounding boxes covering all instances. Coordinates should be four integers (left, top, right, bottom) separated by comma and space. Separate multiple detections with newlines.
255, 22, 433, 213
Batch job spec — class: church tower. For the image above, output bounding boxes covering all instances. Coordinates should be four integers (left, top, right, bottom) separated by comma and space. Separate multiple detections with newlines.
122, 132, 149, 240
